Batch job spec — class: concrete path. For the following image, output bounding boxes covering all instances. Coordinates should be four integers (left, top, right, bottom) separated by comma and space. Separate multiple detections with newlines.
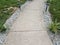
4, 0, 53, 45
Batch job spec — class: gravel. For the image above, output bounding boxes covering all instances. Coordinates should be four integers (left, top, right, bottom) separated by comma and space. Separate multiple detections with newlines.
43, 3, 52, 28
0, 33, 7, 45
4, 9, 20, 28
44, 3, 60, 45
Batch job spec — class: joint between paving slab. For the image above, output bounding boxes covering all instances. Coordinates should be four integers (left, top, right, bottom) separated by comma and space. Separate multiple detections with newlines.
9, 30, 47, 32
24, 9, 43, 10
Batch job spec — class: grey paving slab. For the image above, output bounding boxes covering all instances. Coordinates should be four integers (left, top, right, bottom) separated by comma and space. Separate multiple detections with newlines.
10, 0, 46, 31
4, 31, 52, 45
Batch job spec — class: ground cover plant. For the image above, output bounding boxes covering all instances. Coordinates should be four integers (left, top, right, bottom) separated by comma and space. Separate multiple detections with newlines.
0, 0, 26, 32
49, 0, 60, 22
48, 0, 60, 44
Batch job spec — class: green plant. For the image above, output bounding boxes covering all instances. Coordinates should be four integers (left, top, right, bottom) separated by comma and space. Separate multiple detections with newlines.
49, 0, 60, 22
0, 0, 26, 32
49, 20, 60, 44
20, 0, 27, 4
49, 19, 60, 33
0, 26, 6, 32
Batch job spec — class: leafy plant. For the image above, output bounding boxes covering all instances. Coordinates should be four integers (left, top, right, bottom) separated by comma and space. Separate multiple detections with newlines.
49, 19, 60, 33
0, 26, 6, 32
49, 19, 60, 44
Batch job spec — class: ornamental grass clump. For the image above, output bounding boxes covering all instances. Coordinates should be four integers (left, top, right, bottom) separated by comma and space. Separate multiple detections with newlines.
49, 20, 60, 33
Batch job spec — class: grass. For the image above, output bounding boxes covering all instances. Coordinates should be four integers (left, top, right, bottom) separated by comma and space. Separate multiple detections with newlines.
49, 19, 60, 33
48, 0, 60, 34
0, 0, 26, 32
48, 0, 60, 22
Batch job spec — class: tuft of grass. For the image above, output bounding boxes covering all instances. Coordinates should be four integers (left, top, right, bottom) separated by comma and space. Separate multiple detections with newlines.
49, 19, 60, 33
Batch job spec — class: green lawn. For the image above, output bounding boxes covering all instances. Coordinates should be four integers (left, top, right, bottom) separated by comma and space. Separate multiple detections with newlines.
0, 0, 26, 32
49, 0, 60, 22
